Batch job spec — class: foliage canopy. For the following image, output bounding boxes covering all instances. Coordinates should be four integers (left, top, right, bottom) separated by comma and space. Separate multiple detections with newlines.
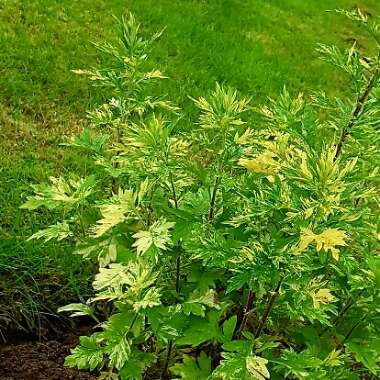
23, 10, 380, 380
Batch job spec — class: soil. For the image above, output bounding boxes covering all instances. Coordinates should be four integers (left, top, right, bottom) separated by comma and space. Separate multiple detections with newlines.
0, 327, 97, 380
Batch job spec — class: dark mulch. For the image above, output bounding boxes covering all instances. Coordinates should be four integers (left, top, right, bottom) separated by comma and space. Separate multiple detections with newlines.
0, 327, 97, 380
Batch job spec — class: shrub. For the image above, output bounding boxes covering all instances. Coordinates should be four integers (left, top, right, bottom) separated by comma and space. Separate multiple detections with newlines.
22, 10, 380, 379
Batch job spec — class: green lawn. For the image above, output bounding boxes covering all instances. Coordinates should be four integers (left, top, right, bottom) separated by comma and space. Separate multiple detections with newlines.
1, 0, 380, 332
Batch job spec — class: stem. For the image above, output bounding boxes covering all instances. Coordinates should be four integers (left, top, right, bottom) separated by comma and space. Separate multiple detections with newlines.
160, 340, 173, 379
236, 290, 256, 339
79, 205, 86, 236
169, 173, 181, 294
320, 299, 353, 336
343, 319, 362, 343
111, 125, 122, 194
170, 174, 178, 209
208, 176, 220, 221
175, 254, 181, 294
255, 279, 283, 338
126, 313, 139, 335
342, 308, 372, 346
111, 177, 118, 194
337, 306, 374, 350
335, 67, 379, 159
320, 289, 365, 336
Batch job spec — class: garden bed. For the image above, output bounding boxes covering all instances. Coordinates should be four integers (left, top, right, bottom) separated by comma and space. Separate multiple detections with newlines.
0, 327, 95, 380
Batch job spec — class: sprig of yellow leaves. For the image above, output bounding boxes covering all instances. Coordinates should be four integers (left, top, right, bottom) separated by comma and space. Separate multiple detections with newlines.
297, 228, 348, 260
312, 288, 335, 309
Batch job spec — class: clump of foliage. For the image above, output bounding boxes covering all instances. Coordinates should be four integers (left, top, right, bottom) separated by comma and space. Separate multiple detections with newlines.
22, 10, 380, 379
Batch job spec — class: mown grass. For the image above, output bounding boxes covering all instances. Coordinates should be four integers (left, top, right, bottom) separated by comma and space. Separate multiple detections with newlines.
1, 0, 380, 332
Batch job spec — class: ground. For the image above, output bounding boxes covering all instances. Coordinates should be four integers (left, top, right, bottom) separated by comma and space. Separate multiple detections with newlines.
1, 0, 380, 377
0, 326, 97, 380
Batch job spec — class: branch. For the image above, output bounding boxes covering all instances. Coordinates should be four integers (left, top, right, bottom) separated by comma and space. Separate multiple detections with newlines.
255, 279, 283, 338
208, 176, 220, 221
175, 252, 181, 294
236, 290, 256, 339
170, 174, 178, 209
336, 311, 369, 350
160, 340, 173, 379
169, 174, 181, 294
335, 67, 379, 159
320, 289, 366, 336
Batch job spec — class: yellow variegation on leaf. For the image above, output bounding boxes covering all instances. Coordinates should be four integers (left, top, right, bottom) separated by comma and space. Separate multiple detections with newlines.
239, 151, 280, 175
298, 228, 348, 260
312, 288, 335, 309
246, 356, 270, 380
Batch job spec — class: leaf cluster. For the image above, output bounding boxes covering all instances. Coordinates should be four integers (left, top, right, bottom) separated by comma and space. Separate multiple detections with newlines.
23, 10, 380, 380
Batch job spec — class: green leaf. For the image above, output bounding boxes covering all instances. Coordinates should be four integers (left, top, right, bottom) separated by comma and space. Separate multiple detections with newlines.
345, 341, 379, 374
57, 303, 96, 319
108, 336, 131, 370
120, 350, 156, 380
65, 334, 104, 371
146, 306, 187, 343
177, 311, 223, 346
132, 218, 175, 255
223, 316, 238, 341
28, 221, 72, 242
272, 349, 323, 379
182, 289, 220, 317
170, 352, 212, 380
213, 351, 266, 380
62, 128, 109, 154
187, 265, 221, 292
101, 313, 136, 370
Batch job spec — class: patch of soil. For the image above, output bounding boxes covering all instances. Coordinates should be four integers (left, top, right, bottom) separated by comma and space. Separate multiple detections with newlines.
0, 328, 97, 380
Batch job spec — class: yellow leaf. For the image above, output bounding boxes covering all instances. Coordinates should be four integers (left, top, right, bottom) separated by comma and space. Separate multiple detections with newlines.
313, 288, 335, 309
315, 229, 347, 254
331, 249, 340, 261
239, 151, 280, 175
93, 205, 126, 237
234, 128, 254, 145
300, 154, 313, 180
299, 228, 316, 252
304, 207, 314, 219
298, 228, 347, 260
246, 356, 270, 380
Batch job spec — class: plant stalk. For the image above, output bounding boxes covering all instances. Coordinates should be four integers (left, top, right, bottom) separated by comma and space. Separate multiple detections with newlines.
342, 309, 371, 346
160, 340, 173, 379
126, 312, 139, 335
208, 176, 220, 221
320, 289, 365, 336
170, 174, 181, 294
255, 279, 283, 338
236, 290, 256, 339
335, 67, 379, 159
175, 255, 181, 294
170, 175, 178, 209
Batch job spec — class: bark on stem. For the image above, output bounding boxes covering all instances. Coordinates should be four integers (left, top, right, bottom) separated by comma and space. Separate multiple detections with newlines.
170, 175, 181, 294
320, 289, 365, 336
208, 176, 220, 221
175, 254, 181, 294
170, 175, 178, 209
335, 67, 379, 159
160, 340, 173, 379
236, 290, 256, 339
337, 312, 369, 350
255, 279, 283, 338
